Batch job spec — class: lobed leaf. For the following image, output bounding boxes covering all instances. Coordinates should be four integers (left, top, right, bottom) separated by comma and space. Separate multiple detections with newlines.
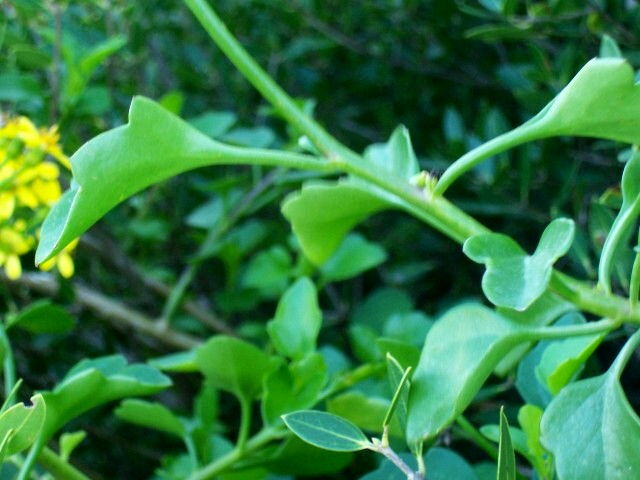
464, 218, 575, 310
0, 394, 45, 456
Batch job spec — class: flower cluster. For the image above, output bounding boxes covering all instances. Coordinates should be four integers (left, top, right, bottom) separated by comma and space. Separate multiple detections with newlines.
0, 114, 75, 279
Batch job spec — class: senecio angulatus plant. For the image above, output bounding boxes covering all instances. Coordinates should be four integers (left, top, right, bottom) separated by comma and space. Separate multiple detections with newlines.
6, 1, 640, 479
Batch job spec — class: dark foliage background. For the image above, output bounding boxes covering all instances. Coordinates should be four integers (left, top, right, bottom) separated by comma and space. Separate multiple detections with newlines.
2, 0, 640, 478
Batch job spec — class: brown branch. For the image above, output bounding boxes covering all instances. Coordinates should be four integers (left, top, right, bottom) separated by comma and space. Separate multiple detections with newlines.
9, 272, 201, 350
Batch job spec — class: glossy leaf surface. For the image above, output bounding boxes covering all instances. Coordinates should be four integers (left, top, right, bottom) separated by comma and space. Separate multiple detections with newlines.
282, 410, 370, 452
115, 399, 185, 437
464, 218, 575, 310
407, 304, 527, 443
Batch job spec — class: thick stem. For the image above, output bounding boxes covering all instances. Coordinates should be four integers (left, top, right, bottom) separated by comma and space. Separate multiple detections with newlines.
37, 446, 93, 480
455, 415, 499, 461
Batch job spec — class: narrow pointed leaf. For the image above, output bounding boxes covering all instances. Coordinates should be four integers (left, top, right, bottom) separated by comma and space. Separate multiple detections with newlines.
464, 218, 575, 310
498, 408, 516, 480
385, 354, 410, 431
407, 304, 528, 443
282, 410, 370, 452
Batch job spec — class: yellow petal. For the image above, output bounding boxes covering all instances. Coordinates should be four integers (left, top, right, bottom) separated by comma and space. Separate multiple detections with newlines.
57, 253, 74, 278
5, 254, 22, 280
0, 193, 15, 219
39, 257, 55, 272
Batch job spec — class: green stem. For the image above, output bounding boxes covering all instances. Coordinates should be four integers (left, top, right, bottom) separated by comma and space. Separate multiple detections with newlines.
36, 446, 93, 480
455, 415, 499, 461
611, 327, 640, 378
527, 317, 619, 341
186, 426, 285, 480
183, 0, 357, 161
0, 323, 16, 403
236, 395, 252, 454
183, 0, 640, 332
630, 232, 640, 310
597, 196, 640, 293
434, 122, 547, 195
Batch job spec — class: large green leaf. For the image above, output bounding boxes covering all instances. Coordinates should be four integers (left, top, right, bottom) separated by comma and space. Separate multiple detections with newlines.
282, 410, 370, 452
281, 180, 391, 265
267, 277, 322, 360
407, 304, 528, 444
195, 336, 275, 401
540, 333, 640, 480
463, 218, 575, 310
36, 96, 324, 264
40, 355, 171, 443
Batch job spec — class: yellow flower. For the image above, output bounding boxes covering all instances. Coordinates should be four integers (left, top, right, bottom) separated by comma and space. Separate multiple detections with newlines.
38, 238, 78, 279
0, 220, 33, 280
0, 116, 70, 170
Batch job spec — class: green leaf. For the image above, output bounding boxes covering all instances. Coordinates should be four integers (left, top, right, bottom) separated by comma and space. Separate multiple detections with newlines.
282, 410, 370, 452
319, 233, 387, 283
115, 399, 186, 438
528, 58, 640, 144
362, 125, 419, 180
385, 354, 411, 433
261, 353, 327, 425
6, 300, 75, 334
241, 245, 292, 299
149, 350, 198, 373
600, 34, 622, 58
464, 218, 575, 310
267, 277, 322, 360
517, 405, 553, 479
266, 436, 354, 477
407, 304, 528, 443
540, 333, 640, 480
36, 97, 320, 264
497, 408, 516, 480
0, 394, 45, 456
59, 431, 86, 461
281, 180, 391, 265
536, 324, 604, 396
327, 391, 401, 438
598, 149, 640, 292
39, 355, 171, 444
195, 336, 274, 401
188, 110, 237, 138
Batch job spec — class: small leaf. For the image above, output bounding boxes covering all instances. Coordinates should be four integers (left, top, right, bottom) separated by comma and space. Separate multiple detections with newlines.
319, 233, 387, 283
327, 391, 401, 438
498, 408, 516, 480
281, 180, 391, 265
362, 125, 419, 179
282, 410, 370, 452
195, 336, 274, 401
517, 405, 552, 479
0, 394, 46, 456
600, 34, 622, 58
6, 300, 75, 334
267, 277, 322, 360
407, 304, 528, 443
59, 431, 86, 461
115, 399, 185, 437
261, 353, 327, 425
148, 350, 198, 373
464, 218, 575, 310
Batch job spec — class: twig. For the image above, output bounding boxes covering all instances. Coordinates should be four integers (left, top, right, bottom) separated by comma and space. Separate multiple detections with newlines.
8, 272, 201, 350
